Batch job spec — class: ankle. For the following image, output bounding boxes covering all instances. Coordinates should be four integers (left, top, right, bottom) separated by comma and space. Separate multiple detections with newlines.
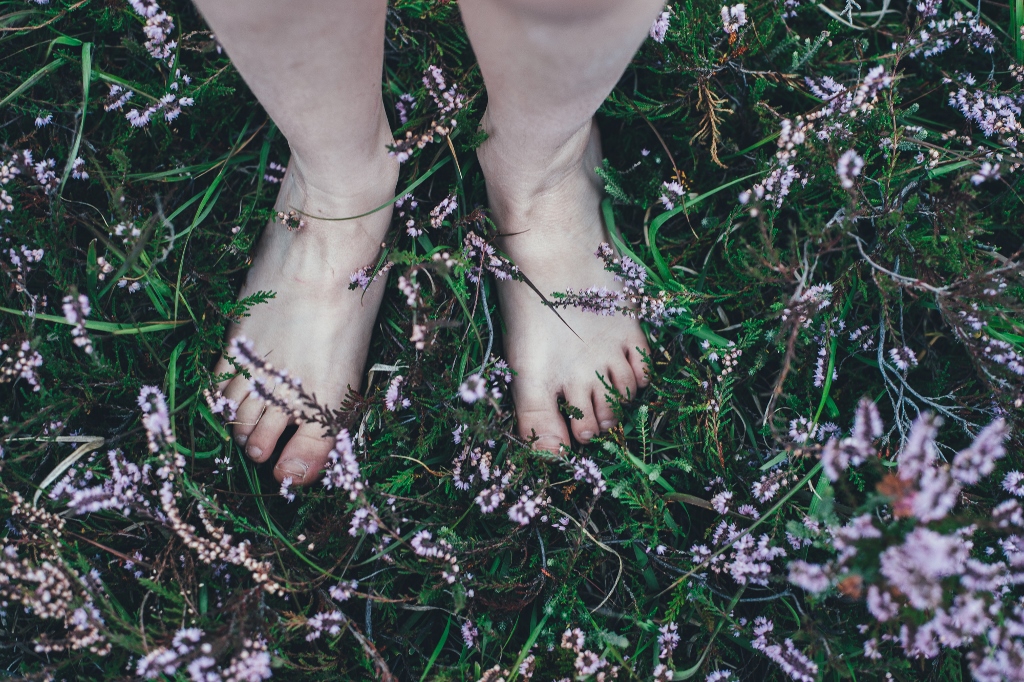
284, 114, 400, 216
477, 112, 601, 214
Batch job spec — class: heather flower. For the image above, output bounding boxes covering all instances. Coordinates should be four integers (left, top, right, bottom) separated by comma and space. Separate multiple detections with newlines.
34, 112, 52, 128
459, 374, 487, 403
657, 621, 679, 659
321, 429, 365, 499
385, 374, 411, 411
561, 627, 585, 651
507, 488, 547, 526
1, 340, 43, 391
706, 672, 734, 682
474, 485, 504, 513
1003, 471, 1024, 497
279, 477, 295, 503
836, 149, 864, 188
788, 560, 831, 594
720, 4, 747, 34
570, 456, 606, 495
950, 418, 1007, 485
62, 294, 93, 354
429, 193, 457, 228
971, 161, 1000, 185
306, 610, 346, 641
750, 617, 817, 682
71, 157, 88, 180
461, 619, 478, 648
329, 579, 358, 601
463, 231, 518, 283
649, 10, 671, 42
888, 345, 918, 371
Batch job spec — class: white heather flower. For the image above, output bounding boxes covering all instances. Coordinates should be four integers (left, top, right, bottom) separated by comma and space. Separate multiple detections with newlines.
1003, 471, 1024, 497
306, 610, 346, 641
570, 456, 606, 495
649, 10, 671, 42
574, 649, 606, 676
720, 4, 748, 34
836, 149, 864, 189
507, 489, 545, 525
34, 113, 52, 128
971, 162, 1000, 185
279, 477, 295, 503
706, 672, 734, 682
458, 374, 487, 403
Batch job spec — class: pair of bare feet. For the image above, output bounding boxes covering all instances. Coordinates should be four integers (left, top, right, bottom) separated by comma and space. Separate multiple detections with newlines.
213, 116, 650, 486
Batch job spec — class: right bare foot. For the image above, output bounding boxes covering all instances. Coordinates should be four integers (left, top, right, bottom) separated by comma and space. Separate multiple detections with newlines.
214, 136, 398, 485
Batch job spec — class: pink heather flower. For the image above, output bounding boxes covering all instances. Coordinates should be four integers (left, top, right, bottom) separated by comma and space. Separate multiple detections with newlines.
971, 162, 1001, 185
1003, 471, 1024, 497
888, 345, 918, 371
71, 157, 89, 180
711, 490, 733, 514
836, 149, 864, 189
461, 619, 478, 648
649, 10, 671, 42
396, 93, 416, 125
34, 113, 52, 128
720, 4, 748, 34
458, 374, 487, 403
657, 622, 679, 659
788, 560, 830, 594
384, 375, 411, 411
329, 579, 358, 601
951, 418, 1008, 485
570, 456, 606, 495
561, 627, 585, 651
429, 194, 457, 229
305, 610, 346, 641
474, 485, 504, 513
706, 673, 734, 682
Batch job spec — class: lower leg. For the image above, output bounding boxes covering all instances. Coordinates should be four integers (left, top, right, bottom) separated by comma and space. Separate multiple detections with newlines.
460, 0, 664, 450
198, 0, 399, 483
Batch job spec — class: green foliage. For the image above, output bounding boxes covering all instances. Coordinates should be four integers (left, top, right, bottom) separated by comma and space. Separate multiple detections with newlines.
2, 0, 1023, 681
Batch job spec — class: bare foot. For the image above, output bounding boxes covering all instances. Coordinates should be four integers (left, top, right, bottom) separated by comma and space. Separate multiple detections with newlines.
479, 118, 650, 453
214, 141, 398, 485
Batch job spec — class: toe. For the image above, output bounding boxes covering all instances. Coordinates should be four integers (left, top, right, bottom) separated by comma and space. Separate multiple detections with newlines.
232, 393, 266, 449
609, 360, 639, 403
244, 407, 290, 463
565, 386, 600, 444
222, 375, 250, 406
274, 421, 333, 485
593, 383, 618, 433
627, 344, 651, 388
514, 382, 570, 454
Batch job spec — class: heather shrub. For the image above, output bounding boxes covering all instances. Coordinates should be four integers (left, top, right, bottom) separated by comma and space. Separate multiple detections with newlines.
1, 0, 1023, 680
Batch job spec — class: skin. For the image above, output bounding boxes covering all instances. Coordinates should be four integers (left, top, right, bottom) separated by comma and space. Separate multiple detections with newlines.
196, 0, 665, 484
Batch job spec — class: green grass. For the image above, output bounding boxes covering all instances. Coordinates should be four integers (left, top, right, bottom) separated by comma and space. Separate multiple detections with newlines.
1, 0, 1023, 680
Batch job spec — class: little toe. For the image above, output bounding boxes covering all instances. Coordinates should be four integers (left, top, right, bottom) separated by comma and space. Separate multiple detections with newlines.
274, 421, 333, 485
232, 393, 266, 448
566, 387, 600, 444
627, 345, 651, 389
515, 385, 570, 453
593, 385, 618, 432
244, 408, 290, 463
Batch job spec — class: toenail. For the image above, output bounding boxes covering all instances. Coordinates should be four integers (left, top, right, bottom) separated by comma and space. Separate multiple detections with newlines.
277, 460, 309, 483
580, 430, 595, 441
234, 434, 248, 447
246, 445, 263, 461
600, 420, 616, 431
533, 435, 565, 452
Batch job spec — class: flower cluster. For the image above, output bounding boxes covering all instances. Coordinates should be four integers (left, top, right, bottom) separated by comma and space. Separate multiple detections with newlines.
0, 339, 43, 391
390, 65, 466, 163
410, 530, 461, 584
570, 456, 606, 496
119, 1, 195, 127
429, 193, 458, 229
559, 627, 617, 680
139, 627, 272, 681
720, 4, 747, 35
904, 7, 996, 59
649, 10, 671, 43
791, 405, 1023, 679
463, 231, 519, 283
62, 293, 93, 354
549, 243, 685, 325
750, 617, 818, 682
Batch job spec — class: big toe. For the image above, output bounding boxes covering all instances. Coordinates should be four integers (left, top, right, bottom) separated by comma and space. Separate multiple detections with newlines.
273, 421, 334, 485
514, 381, 570, 454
